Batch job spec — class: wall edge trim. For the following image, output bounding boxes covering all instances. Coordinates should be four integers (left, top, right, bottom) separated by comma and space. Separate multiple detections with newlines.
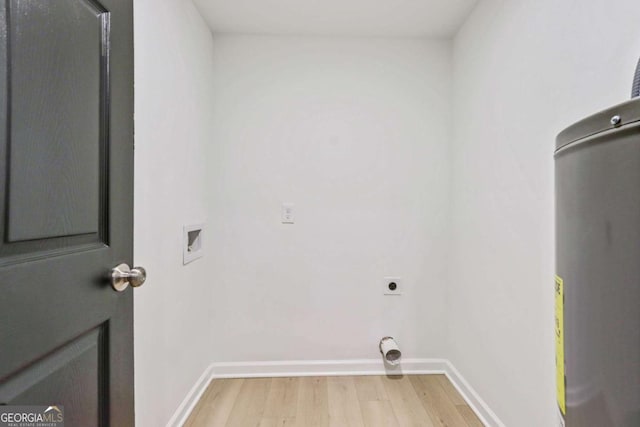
166, 364, 215, 427
443, 360, 506, 427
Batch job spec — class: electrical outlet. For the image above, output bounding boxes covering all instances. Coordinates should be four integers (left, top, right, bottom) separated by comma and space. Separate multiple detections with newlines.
281, 202, 295, 224
383, 277, 402, 295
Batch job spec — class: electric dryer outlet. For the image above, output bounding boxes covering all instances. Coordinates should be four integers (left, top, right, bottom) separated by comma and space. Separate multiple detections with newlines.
383, 277, 403, 295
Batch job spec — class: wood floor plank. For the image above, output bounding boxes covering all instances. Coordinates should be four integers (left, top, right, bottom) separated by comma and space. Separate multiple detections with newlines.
327, 376, 365, 427
184, 379, 244, 427
409, 375, 469, 427
185, 375, 483, 427
226, 378, 272, 427
382, 376, 436, 427
297, 376, 330, 427
354, 376, 389, 402
360, 400, 400, 427
264, 377, 300, 418
435, 375, 466, 406
456, 405, 484, 427
259, 417, 298, 427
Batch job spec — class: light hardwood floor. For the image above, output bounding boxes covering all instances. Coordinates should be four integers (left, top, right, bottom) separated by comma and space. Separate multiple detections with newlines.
184, 375, 484, 427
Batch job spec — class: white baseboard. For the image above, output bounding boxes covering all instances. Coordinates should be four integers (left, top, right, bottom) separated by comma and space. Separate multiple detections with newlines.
167, 358, 504, 427
210, 358, 448, 378
444, 361, 506, 427
166, 365, 215, 427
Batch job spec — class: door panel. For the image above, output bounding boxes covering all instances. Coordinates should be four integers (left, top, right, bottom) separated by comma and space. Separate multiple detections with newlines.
7, 0, 108, 242
0, 327, 105, 426
0, 0, 110, 263
0, 0, 134, 425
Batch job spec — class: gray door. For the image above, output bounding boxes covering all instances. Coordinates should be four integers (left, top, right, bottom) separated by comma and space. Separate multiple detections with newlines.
0, 0, 134, 426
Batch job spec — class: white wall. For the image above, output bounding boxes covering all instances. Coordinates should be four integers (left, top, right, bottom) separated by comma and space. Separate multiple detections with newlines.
450, 0, 640, 425
207, 35, 451, 362
133, 0, 214, 425
132, 2, 640, 424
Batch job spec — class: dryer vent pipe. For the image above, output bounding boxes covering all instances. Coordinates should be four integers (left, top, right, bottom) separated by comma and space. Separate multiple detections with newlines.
379, 337, 402, 366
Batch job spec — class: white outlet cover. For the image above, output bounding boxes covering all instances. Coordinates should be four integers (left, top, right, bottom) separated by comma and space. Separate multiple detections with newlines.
383, 277, 403, 295
281, 202, 295, 224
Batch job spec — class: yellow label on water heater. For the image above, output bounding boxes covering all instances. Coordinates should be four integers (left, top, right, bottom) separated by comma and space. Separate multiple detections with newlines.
555, 275, 566, 416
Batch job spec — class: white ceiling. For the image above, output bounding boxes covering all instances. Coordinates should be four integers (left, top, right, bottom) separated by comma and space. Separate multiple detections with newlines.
193, 0, 479, 38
